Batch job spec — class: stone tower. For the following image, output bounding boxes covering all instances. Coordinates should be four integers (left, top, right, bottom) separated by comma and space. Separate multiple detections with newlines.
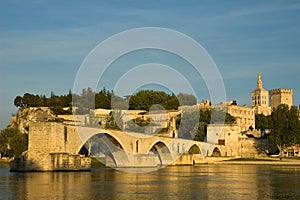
251, 72, 271, 115
269, 88, 293, 110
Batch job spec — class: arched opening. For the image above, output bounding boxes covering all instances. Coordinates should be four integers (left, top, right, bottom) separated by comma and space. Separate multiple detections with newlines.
78, 133, 125, 168
188, 144, 201, 154
149, 141, 172, 166
212, 147, 222, 157
185, 144, 202, 165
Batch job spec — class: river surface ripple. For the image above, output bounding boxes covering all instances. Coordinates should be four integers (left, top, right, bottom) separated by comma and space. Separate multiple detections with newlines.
0, 164, 299, 199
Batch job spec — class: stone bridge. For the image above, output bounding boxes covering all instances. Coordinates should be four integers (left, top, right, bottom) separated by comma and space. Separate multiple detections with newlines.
12, 122, 224, 171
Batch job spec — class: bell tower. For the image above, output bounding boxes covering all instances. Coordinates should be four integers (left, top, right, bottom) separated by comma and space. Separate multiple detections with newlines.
251, 72, 271, 115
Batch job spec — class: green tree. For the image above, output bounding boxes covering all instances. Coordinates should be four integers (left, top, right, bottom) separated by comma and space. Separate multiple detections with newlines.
105, 110, 123, 130
209, 109, 236, 124
177, 93, 197, 106
177, 109, 200, 139
95, 88, 111, 109
194, 122, 207, 141
9, 133, 28, 157
269, 105, 300, 155
111, 95, 128, 110
14, 96, 24, 108
176, 108, 235, 141
0, 128, 22, 157
255, 114, 271, 130
129, 90, 179, 110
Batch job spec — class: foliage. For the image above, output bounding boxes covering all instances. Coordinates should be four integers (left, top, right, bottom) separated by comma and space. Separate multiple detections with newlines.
125, 117, 152, 133
176, 109, 200, 139
0, 127, 27, 157
177, 93, 197, 106
13, 89, 200, 116
128, 90, 179, 110
14, 91, 72, 115
111, 95, 128, 110
132, 117, 150, 127
255, 114, 271, 130
8, 133, 28, 157
13, 88, 112, 115
268, 105, 300, 152
88, 111, 99, 127
176, 108, 235, 141
105, 111, 122, 130
211, 108, 236, 124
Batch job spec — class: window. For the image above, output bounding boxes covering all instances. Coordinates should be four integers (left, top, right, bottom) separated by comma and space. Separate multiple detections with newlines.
218, 139, 225, 145
64, 126, 67, 142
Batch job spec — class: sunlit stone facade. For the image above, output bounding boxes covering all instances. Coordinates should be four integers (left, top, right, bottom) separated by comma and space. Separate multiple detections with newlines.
251, 72, 271, 115
269, 88, 293, 110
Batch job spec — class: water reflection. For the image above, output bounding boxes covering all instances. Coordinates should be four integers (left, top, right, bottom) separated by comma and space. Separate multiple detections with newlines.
7, 171, 92, 199
1, 165, 300, 199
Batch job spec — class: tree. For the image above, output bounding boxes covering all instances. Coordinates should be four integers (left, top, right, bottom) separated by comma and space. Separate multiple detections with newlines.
9, 133, 28, 157
14, 96, 24, 108
194, 122, 207, 141
105, 110, 123, 130
210, 108, 236, 124
129, 90, 179, 111
0, 127, 23, 157
95, 88, 112, 109
255, 114, 271, 130
177, 93, 197, 106
269, 105, 300, 156
111, 95, 128, 110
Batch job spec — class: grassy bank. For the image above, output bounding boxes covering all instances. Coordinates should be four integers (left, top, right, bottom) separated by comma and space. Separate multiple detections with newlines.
0, 159, 10, 168
224, 158, 278, 162
91, 157, 106, 168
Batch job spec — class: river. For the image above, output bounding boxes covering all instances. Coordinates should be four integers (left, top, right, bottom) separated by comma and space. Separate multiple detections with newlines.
0, 164, 299, 199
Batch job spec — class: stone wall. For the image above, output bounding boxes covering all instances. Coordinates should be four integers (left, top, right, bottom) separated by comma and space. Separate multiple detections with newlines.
11, 122, 91, 171
269, 88, 293, 110
207, 124, 269, 158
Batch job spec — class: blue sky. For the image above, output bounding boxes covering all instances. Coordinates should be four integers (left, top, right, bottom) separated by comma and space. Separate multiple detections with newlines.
1, 0, 300, 129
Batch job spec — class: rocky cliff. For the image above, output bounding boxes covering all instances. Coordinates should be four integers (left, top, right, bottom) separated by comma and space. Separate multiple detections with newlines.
8, 107, 60, 133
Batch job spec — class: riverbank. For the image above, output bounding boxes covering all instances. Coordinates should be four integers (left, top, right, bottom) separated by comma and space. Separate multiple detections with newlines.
2, 157, 300, 169
0, 159, 10, 168
210, 157, 300, 166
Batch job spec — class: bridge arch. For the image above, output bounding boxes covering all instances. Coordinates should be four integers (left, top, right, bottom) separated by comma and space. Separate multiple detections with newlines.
211, 147, 222, 157
187, 144, 202, 155
76, 131, 127, 155
148, 141, 173, 166
78, 133, 127, 167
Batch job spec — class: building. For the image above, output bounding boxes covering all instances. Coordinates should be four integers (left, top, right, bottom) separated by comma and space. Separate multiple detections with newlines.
227, 104, 255, 132
269, 88, 293, 110
206, 124, 240, 157
212, 101, 255, 132
251, 72, 271, 115
206, 124, 268, 157
197, 99, 211, 110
